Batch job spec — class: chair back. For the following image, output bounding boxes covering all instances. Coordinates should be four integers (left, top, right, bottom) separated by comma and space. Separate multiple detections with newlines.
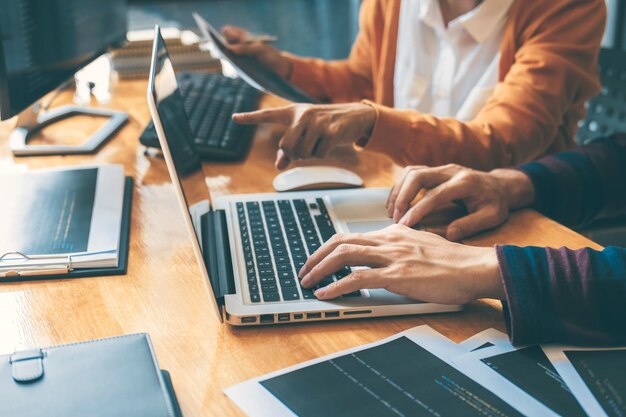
577, 48, 626, 144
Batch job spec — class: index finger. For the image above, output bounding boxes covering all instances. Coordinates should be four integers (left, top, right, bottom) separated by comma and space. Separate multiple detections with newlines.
299, 233, 379, 278
398, 178, 471, 226
221, 25, 248, 43
275, 149, 291, 170
232, 106, 293, 125
315, 269, 379, 300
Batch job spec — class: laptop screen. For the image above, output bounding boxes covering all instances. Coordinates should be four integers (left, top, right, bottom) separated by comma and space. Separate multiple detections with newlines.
147, 26, 224, 320
148, 28, 211, 230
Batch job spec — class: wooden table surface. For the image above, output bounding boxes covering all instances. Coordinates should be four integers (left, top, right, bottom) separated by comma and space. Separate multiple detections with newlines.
0, 79, 601, 416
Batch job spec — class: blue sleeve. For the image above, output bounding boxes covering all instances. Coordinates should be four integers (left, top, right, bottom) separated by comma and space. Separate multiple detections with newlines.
496, 245, 626, 346
517, 134, 626, 227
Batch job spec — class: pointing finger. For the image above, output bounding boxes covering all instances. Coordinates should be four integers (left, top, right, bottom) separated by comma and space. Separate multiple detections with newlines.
232, 106, 293, 125
301, 244, 386, 288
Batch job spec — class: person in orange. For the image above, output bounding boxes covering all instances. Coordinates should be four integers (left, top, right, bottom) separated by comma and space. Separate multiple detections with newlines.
226, 0, 605, 170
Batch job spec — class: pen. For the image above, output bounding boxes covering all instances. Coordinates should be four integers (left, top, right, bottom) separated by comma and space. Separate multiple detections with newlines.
241, 34, 278, 44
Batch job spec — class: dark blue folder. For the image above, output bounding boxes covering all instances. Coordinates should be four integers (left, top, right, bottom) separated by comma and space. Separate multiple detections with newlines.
0, 177, 133, 283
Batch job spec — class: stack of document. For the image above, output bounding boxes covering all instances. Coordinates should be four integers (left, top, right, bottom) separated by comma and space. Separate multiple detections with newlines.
0, 165, 126, 277
226, 326, 626, 417
110, 28, 221, 80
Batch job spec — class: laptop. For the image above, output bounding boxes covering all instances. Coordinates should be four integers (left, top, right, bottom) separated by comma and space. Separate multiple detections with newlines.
147, 25, 462, 326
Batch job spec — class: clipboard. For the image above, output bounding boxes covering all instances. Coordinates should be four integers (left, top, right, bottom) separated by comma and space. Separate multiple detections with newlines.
0, 177, 133, 283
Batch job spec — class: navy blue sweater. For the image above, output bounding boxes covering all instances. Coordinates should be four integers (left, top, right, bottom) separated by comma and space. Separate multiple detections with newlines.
497, 134, 626, 345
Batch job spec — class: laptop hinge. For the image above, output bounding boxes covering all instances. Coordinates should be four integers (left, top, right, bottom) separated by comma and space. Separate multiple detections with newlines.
201, 210, 236, 311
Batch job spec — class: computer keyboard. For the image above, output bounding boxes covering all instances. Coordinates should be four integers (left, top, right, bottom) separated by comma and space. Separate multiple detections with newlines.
140, 72, 260, 160
236, 197, 360, 303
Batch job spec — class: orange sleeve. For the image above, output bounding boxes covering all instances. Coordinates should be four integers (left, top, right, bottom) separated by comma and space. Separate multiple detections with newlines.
283, 0, 379, 103
362, 0, 606, 170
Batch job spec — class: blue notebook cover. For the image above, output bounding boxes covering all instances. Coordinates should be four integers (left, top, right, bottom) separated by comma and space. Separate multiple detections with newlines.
0, 333, 182, 417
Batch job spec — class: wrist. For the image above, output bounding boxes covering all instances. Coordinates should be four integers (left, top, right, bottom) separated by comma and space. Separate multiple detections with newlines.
274, 53, 293, 79
357, 103, 376, 146
490, 168, 535, 209
468, 247, 505, 300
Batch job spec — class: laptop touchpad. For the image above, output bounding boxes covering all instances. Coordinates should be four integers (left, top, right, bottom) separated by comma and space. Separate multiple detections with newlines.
346, 220, 394, 233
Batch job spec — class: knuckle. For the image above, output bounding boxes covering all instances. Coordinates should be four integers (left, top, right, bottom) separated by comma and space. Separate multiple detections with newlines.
330, 233, 344, 244
444, 163, 462, 171
299, 105, 315, 119
349, 270, 364, 281
335, 243, 351, 255
405, 170, 420, 183
326, 123, 340, 137
456, 171, 478, 185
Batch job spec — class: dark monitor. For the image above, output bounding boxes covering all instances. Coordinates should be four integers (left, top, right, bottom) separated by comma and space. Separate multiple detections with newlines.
0, 0, 128, 120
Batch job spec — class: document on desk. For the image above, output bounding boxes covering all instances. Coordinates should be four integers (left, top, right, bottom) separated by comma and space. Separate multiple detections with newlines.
454, 332, 588, 417
225, 325, 526, 417
0, 165, 125, 271
544, 346, 626, 417
459, 328, 512, 352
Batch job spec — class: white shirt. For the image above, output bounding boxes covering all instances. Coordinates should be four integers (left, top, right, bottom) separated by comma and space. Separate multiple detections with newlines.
394, 0, 514, 120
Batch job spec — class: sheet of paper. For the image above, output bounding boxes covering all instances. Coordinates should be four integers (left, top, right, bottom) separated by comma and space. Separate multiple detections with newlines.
544, 346, 626, 417
225, 325, 526, 417
459, 328, 510, 352
455, 341, 587, 417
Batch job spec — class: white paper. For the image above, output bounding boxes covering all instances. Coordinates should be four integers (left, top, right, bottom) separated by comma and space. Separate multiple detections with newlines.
225, 326, 521, 417
543, 345, 626, 417
454, 342, 562, 417
459, 328, 510, 351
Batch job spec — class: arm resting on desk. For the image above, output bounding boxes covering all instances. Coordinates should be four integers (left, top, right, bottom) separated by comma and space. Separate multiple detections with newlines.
497, 245, 626, 346
518, 133, 626, 228
497, 134, 626, 346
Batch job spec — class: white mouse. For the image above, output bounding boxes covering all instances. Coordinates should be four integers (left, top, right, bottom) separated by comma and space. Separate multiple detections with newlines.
273, 166, 364, 192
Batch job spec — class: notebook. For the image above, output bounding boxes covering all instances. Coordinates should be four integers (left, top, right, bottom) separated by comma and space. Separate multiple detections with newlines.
0, 333, 182, 417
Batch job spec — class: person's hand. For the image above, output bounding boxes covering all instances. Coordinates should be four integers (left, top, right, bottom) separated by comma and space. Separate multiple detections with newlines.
386, 165, 535, 241
298, 224, 503, 303
221, 25, 292, 78
233, 103, 376, 170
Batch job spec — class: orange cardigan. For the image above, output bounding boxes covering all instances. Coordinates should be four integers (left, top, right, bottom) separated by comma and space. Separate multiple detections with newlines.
284, 0, 606, 169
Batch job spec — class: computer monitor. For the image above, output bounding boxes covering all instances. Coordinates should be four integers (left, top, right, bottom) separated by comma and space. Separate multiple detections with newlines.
0, 0, 129, 155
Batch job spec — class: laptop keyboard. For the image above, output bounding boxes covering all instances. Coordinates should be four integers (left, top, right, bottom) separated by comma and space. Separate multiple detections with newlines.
236, 197, 360, 303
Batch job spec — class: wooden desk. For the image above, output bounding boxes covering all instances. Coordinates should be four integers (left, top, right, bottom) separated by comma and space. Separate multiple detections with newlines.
0, 80, 601, 416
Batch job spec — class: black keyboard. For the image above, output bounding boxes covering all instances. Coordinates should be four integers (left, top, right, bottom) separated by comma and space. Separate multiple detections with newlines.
236, 197, 361, 303
140, 72, 260, 160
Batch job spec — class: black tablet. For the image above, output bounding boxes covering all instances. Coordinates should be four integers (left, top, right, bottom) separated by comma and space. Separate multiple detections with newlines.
192, 12, 319, 104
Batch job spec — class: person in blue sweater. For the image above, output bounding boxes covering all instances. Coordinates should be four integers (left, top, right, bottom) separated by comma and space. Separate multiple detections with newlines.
300, 134, 626, 346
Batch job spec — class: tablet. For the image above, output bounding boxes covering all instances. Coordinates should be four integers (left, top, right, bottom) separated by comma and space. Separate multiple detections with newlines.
193, 12, 319, 104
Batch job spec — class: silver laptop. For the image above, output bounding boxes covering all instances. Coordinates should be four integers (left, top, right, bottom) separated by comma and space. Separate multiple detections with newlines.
147, 25, 462, 326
